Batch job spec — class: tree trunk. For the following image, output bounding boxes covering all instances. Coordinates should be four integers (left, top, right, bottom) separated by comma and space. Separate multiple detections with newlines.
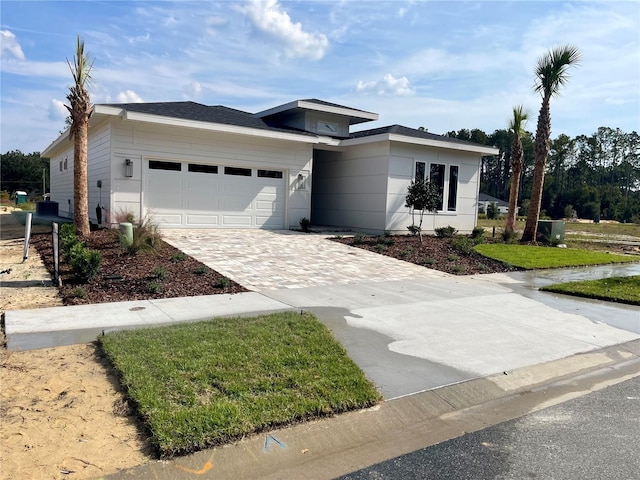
505, 164, 522, 234
522, 95, 551, 242
73, 118, 90, 237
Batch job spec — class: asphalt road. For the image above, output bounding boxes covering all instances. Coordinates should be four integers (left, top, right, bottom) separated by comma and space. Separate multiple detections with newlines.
339, 375, 640, 480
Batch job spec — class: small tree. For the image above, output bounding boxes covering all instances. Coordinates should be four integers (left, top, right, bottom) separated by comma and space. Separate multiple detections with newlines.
405, 179, 440, 243
486, 202, 500, 220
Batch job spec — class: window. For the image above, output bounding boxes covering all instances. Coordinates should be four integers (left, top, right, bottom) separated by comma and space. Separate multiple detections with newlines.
430, 163, 445, 211
188, 163, 218, 174
224, 166, 252, 176
415, 162, 426, 181
63, 157, 68, 170
257, 170, 283, 179
149, 160, 181, 171
59, 161, 63, 172
447, 165, 459, 212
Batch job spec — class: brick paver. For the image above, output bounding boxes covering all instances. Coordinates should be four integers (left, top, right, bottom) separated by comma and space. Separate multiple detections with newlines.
162, 230, 448, 291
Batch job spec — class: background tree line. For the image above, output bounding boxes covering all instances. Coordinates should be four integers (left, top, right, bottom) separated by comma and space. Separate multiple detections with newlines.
0, 150, 49, 199
446, 126, 640, 223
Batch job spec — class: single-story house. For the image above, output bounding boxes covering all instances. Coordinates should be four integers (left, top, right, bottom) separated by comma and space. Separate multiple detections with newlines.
478, 193, 509, 215
42, 99, 498, 234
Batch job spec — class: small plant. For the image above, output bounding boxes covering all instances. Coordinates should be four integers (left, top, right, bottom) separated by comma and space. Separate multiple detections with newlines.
501, 229, 519, 243
435, 226, 457, 238
70, 245, 102, 281
405, 179, 441, 244
376, 234, 393, 246
71, 286, 86, 299
423, 258, 436, 266
120, 214, 162, 255
299, 217, 311, 233
471, 226, 485, 239
398, 246, 414, 259
374, 244, 387, 252
214, 277, 231, 288
449, 236, 474, 254
147, 281, 162, 294
194, 265, 209, 275
151, 266, 168, 281
332, 235, 344, 240
486, 202, 500, 220
170, 252, 187, 262
450, 265, 464, 274
352, 232, 365, 245
447, 254, 459, 262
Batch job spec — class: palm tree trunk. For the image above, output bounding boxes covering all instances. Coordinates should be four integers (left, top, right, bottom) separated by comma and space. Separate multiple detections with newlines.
505, 163, 523, 233
522, 96, 551, 242
73, 118, 90, 237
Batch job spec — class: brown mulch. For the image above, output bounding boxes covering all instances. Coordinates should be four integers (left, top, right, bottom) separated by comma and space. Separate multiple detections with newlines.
331, 233, 521, 275
31, 229, 247, 305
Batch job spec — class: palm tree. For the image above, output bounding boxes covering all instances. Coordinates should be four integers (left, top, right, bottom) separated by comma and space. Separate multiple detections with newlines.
65, 35, 94, 237
505, 105, 529, 234
521, 45, 581, 242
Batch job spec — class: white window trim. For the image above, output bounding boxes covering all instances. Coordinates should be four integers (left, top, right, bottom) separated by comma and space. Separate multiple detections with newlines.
414, 161, 460, 215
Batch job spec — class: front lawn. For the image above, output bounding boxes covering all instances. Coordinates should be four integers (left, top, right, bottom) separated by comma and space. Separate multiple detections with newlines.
541, 275, 640, 305
98, 312, 381, 457
474, 244, 635, 269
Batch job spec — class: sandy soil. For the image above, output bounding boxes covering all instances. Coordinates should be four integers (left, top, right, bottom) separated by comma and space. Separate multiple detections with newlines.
0, 210, 151, 480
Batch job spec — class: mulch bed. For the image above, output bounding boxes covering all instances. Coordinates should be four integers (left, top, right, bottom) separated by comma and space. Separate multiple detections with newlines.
31, 229, 248, 305
331, 234, 520, 275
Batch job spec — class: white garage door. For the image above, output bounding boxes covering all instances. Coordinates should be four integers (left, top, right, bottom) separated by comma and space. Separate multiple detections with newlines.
145, 160, 285, 228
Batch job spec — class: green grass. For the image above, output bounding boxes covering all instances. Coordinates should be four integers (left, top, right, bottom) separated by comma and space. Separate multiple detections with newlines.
98, 312, 381, 457
474, 244, 636, 269
541, 275, 640, 305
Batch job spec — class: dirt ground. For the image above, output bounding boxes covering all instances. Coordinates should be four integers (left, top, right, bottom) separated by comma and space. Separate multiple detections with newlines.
0, 210, 151, 480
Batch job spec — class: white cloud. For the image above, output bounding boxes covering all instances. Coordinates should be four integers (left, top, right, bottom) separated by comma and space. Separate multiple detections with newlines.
48, 99, 68, 121
356, 74, 415, 96
183, 81, 203, 99
1, 30, 26, 60
242, 0, 328, 60
116, 90, 143, 103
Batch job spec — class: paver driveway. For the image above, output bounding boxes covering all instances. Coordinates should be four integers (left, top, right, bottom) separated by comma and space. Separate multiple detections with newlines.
162, 229, 448, 291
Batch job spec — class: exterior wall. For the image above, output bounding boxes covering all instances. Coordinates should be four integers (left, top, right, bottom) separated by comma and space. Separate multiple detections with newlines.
385, 144, 482, 234
109, 120, 313, 229
49, 121, 112, 224
311, 142, 390, 233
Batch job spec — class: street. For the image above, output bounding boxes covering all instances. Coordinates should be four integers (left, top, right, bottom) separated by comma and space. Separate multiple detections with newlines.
339, 375, 640, 479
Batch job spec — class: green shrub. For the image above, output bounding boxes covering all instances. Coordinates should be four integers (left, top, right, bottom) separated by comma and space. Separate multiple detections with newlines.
374, 244, 387, 252
170, 252, 187, 262
299, 217, 311, 233
151, 266, 168, 281
471, 226, 485, 239
147, 281, 162, 294
447, 254, 459, 262
214, 277, 231, 288
70, 245, 102, 281
194, 265, 209, 275
423, 258, 436, 266
486, 202, 500, 220
435, 225, 457, 238
501, 229, 519, 244
450, 236, 474, 254
71, 287, 86, 299
352, 232, 365, 245
376, 234, 393, 246
121, 215, 162, 255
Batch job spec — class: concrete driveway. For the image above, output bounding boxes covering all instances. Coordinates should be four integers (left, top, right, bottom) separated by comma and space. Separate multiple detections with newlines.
164, 230, 640, 399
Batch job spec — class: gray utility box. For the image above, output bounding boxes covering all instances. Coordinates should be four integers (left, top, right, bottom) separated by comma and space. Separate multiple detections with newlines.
537, 220, 565, 243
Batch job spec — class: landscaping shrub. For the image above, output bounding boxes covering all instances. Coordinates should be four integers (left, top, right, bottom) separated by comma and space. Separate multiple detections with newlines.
486, 202, 500, 220
449, 235, 474, 255
435, 225, 457, 238
352, 232, 365, 245
69, 244, 102, 281
120, 214, 162, 254
501, 229, 519, 244
471, 226, 485, 240
299, 217, 311, 232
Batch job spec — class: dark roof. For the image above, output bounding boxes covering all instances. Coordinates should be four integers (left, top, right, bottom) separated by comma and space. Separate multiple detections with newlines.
350, 124, 494, 149
300, 98, 376, 114
100, 101, 315, 136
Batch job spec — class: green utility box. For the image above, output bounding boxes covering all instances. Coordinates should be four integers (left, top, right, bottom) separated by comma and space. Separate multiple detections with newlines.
537, 220, 565, 243
14, 191, 28, 205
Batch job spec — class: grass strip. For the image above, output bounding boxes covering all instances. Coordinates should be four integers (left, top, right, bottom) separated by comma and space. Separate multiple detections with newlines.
474, 244, 635, 269
98, 312, 381, 457
541, 275, 640, 305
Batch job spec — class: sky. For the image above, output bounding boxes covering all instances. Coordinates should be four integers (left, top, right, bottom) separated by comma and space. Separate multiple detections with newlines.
1, 0, 638, 154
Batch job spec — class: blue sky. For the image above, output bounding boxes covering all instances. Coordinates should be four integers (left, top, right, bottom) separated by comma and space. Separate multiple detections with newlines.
1, 0, 638, 154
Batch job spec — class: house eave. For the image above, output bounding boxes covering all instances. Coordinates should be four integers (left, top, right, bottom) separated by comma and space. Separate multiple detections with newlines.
255, 100, 379, 125
340, 133, 500, 155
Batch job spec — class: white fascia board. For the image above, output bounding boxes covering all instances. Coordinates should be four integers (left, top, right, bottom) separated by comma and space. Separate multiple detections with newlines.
296, 101, 379, 121
122, 111, 319, 144
340, 133, 499, 155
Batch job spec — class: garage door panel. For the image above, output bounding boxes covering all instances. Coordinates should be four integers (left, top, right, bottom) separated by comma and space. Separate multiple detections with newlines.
147, 163, 285, 229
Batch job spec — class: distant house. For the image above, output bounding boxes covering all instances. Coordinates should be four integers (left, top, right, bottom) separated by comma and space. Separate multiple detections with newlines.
478, 193, 509, 214
42, 99, 498, 234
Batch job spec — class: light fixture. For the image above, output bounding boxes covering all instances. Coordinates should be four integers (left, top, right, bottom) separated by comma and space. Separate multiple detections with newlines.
125, 159, 133, 178
297, 173, 305, 190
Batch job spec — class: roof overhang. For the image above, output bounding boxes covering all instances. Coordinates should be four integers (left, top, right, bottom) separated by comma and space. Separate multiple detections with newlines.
42, 105, 319, 157
339, 133, 500, 155
255, 100, 379, 125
